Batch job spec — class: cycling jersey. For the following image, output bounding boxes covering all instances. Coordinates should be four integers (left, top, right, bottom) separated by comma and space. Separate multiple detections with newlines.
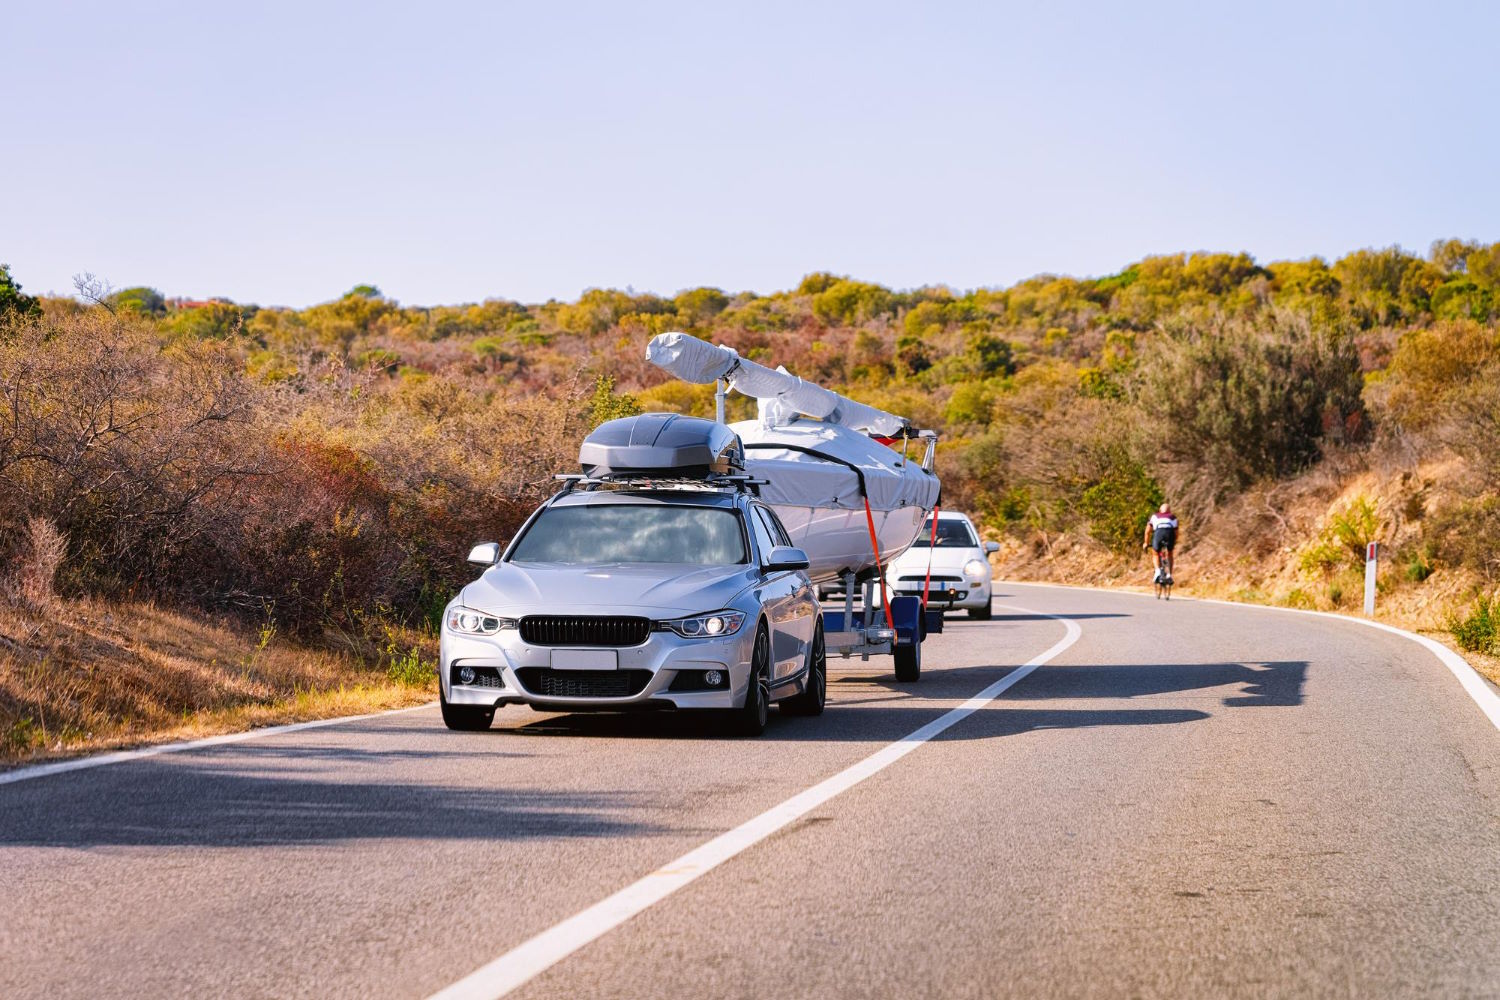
1148, 513, 1178, 551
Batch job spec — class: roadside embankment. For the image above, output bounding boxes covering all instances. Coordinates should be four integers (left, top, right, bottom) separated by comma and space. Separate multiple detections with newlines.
0, 596, 434, 767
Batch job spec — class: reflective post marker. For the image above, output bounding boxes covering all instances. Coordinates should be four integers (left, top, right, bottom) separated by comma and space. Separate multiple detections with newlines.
1364, 541, 1379, 616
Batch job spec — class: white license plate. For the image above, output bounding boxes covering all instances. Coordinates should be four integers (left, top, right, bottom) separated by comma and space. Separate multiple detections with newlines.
550, 648, 618, 670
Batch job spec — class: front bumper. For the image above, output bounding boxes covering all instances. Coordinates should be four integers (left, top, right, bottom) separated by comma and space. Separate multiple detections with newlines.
440, 625, 756, 711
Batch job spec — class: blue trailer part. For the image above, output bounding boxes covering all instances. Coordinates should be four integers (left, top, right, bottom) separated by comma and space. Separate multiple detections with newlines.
819, 571, 929, 682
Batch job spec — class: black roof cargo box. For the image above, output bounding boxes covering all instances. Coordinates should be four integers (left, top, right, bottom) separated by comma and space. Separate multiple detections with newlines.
579, 413, 745, 478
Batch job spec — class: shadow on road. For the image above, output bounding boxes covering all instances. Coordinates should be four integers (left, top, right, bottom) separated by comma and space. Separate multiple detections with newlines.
1002, 660, 1308, 707
505, 702, 1208, 745
839, 660, 1307, 709
0, 772, 668, 848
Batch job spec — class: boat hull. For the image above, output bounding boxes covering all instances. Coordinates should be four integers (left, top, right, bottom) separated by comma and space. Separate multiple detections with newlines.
735, 418, 939, 585
763, 502, 927, 584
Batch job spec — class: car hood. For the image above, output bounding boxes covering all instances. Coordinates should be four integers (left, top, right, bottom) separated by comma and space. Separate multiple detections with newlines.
888, 547, 982, 575
461, 562, 760, 618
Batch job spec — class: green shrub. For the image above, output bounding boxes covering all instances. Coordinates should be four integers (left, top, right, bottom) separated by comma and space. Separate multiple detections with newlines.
386, 644, 436, 686
1450, 595, 1498, 654
1136, 310, 1364, 494
1299, 496, 1381, 575
588, 375, 641, 427
1280, 588, 1315, 609
1079, 458, 1163, 553
1404, 549, 1434, 583
1426, 497, 1500, 579
1328, 496, 1380, 560
945, 379, 1005, 426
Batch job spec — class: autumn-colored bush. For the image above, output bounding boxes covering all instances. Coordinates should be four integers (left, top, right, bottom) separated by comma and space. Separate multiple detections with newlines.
1134, 311, 1364, 499
0, 309, 259, 594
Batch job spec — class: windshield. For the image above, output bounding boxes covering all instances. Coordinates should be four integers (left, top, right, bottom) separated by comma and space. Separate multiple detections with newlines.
508, 504, 748, 565
911, 518, 978, 548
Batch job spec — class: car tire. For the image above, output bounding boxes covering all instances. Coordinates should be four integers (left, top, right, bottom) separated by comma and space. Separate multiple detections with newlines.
440, 688, 495, 732
967, 601, 993, 621
728, 624, 771, 737
781, 620, 826, 717
894, 637, 921, 682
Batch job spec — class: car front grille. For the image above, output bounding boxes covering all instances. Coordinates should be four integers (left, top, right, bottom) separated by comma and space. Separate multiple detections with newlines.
519, 616, 651, 647
515, 668, 653, 699
897, 575, 963, 584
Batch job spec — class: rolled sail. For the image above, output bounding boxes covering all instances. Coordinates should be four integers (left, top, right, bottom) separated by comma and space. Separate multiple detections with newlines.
646, 332, 908, 437
646, 332, 941, 583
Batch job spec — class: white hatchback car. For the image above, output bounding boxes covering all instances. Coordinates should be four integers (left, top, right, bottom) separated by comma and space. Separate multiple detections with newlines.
885, 511, 998, 619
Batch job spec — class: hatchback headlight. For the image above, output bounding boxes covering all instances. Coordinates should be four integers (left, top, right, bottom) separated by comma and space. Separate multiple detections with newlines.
660, 610, 746, 638
963, 559, 989, 580
446, 607, 517, 635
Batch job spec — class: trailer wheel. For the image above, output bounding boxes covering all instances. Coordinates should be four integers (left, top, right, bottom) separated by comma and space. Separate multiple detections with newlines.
894, 639, 921, 682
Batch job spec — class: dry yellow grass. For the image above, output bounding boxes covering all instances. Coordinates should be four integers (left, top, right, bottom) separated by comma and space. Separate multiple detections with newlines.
0, 596, 435, 767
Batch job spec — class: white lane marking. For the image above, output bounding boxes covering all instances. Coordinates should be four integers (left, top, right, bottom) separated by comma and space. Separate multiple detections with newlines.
1002, 580, 1500, 733
427, 607, 1082, 1000
0, 703, 437, 786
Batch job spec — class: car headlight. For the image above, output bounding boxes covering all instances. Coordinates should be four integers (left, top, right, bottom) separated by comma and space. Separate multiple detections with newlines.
445, 607, 517, 635
660, 610, 746, 638
963, 558, 989, 580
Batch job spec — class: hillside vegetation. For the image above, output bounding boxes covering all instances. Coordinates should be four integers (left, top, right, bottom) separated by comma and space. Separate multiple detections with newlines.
3, 241, 1499, 757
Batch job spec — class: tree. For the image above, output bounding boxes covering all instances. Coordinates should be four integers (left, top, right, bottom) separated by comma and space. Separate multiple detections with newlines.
797, 272, 843, 295
588, 374, 641, 427
107, 286, 167, 316
673, 287, 729, 324
811, 279, 894, 326
1430, 238, 1481, 274
0, 264, 39, 321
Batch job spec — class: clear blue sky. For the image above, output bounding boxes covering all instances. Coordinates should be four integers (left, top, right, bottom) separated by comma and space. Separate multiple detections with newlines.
5, 0, 1497, 307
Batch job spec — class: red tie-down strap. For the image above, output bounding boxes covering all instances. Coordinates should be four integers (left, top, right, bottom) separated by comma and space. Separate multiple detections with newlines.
862, 497, 898, 633
921, 506, 940, 608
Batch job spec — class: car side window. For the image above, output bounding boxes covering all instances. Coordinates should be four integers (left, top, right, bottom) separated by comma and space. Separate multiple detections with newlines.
762, 507, 794, 547
749, 507, 779, 565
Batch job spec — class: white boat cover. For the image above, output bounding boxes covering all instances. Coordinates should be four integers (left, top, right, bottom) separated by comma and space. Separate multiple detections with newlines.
733, 418, 940, 514
648, 332, 907, 437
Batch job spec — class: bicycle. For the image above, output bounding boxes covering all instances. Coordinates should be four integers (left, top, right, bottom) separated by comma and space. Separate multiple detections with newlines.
1146, 544, 1174, 600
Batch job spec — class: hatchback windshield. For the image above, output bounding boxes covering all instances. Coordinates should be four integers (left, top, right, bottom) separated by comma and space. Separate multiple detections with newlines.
509, 504, 748, 565
911, 518, 978, 547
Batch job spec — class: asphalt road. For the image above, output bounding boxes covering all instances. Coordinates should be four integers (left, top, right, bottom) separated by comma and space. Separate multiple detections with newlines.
3, 584, 1498, 999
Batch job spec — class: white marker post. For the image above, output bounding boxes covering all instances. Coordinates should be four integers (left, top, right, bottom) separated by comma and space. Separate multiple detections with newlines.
1364, 541, 1379, 617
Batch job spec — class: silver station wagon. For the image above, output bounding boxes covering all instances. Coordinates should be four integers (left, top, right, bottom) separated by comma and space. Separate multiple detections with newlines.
439, 414, 826, 736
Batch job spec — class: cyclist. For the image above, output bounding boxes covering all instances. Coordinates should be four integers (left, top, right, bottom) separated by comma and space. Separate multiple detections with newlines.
1142, 503, 1179, 584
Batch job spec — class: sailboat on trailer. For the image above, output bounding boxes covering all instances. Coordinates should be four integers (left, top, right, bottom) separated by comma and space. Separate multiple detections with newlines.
646, 332, 941, 585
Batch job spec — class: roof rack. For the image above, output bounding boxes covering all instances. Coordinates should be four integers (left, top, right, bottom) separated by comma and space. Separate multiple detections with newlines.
554, 472, 767, 495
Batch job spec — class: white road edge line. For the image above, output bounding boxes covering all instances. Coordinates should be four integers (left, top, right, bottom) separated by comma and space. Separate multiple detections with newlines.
0, 702, 438, 786
426, 606, 1082, 1000
1002, 579, 1500, 732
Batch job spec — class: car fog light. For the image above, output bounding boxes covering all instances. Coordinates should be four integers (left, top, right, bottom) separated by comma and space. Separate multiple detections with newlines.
458, 665, 476, 684
704, 669, 724, 687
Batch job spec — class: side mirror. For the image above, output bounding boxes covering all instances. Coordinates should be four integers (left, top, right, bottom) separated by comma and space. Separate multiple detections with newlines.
467, 542, 501, 566
765, 546, 811, 572
984, 541, 1000, 554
